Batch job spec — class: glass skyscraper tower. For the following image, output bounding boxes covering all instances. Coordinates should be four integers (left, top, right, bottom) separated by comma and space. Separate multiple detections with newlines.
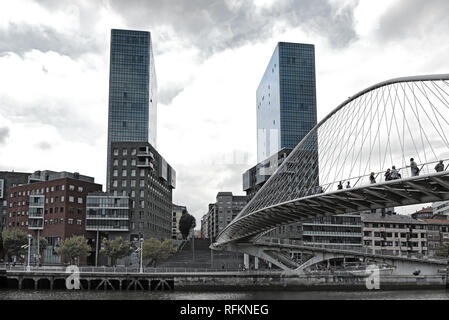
106, 29, 158, 190
256, 42, 317, 163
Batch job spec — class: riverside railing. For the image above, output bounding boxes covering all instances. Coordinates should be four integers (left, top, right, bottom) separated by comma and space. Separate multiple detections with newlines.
306, 158, 449, 196
0, 264, 280, 274
256, 237, 446, 262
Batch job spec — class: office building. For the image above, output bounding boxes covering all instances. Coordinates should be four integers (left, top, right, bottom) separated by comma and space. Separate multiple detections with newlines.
243, 148, 292, 201
106, 29, 158, 190
242, 42, 318, 240
0, 171, 30, 231
256, 42, 317, 163
207, 192, 247, 240
108, 141, 175, 241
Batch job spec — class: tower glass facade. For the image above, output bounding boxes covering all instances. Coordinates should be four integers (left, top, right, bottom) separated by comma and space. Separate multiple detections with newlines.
257, 42, 317, 163
106, 29, 157, 190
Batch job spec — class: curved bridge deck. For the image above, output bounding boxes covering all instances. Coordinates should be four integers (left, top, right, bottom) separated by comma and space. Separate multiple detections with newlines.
214, 171, 449, 246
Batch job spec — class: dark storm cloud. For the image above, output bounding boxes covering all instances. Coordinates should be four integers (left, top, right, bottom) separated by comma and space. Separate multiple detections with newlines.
0, 22, 102, 58
0, 126, 10, 144
107, 0, 359, 54
376, 0, 449, 42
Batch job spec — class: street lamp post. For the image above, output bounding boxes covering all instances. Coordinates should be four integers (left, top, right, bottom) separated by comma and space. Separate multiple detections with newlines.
139, 233, 144, 273
27, 234, 32, 272
95, 227, 99, 267
37, 230, 40, 266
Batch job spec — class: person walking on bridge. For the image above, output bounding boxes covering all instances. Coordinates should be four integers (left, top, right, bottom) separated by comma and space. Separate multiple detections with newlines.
435, 160, 444, 172
410, 158, 419, 176
391, 166, 400, 179
369, 172, 376, 184
346, 181, 351, 188
337, 181, 343, 190
384, 168, 392, 181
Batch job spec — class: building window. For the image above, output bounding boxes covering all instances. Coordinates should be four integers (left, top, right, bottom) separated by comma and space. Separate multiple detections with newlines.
131, 148, 136, 155
140, 169, 145, 177
131, 169, 136, 177
131, 159, 136, 166
113, 170, 118, 177
113, 180, 118, 187
122, 180, 127, 187
113, 149, 119, 156
78, 197, 83, 204
68, 218, 73, 225
122, 170, 127, 177
122, 149, 127, 156
122, 160, 127, 166
61, 196, 64, 202
61, 185, 65, 191
69, 185, 75, 191
77, 219, 82, 225
69, 196, 74, 203
140, 180, 145, 187
113, 159, 118, 166
78, 186, 83, 192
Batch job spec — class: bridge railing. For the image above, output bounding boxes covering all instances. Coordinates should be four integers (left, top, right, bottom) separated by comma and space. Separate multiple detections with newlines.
0, 264, 280, 274
305, 158, 449, 196
256, 237, 446, 261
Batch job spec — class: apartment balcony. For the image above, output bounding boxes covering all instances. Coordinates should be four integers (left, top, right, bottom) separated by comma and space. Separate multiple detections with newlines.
137, 147, 154, 160
302, 231, 362, 237
28, 218, 44, 230
85, 225, 129, 232
86, 214, 129, 220
29, 195, 45, 207
137, 159, 154, 169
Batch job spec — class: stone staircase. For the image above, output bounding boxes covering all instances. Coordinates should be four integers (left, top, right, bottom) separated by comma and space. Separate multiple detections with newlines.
159, 239, 243, 269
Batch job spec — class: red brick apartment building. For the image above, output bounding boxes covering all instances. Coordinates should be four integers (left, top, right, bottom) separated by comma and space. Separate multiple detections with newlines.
6, 171, 101, 264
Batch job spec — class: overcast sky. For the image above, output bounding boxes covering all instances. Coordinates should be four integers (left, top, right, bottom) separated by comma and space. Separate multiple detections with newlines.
0, 0, 448, 224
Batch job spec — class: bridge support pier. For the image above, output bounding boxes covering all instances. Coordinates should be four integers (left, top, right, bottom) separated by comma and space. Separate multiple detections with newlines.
243, 254, 249, 269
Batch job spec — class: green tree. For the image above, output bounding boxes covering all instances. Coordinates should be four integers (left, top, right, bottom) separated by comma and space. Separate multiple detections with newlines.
0, 231, 4, 260
2, 229, 28, 262
37, 237, 48, 255
56, 235, 91, 265
142, 238, 177, 267
436, 243, 449, 258
101, 237, 133, 266
179, 210, 196, 240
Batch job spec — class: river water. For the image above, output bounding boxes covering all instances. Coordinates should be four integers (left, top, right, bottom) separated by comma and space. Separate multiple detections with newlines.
1, 289, 449, 300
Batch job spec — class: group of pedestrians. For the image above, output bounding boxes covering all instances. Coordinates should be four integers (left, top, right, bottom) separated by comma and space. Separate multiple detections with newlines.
337, 158, 446, 189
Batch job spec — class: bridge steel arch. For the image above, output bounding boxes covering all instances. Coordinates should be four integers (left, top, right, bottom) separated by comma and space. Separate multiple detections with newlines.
213, 74, 449, 249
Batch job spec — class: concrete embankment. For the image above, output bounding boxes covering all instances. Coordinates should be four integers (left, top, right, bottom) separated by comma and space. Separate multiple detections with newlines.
1, 269, 447, 291
172, 273, 448, 291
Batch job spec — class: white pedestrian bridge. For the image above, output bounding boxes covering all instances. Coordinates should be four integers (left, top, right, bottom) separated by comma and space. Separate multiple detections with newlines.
212, 74, 449, 274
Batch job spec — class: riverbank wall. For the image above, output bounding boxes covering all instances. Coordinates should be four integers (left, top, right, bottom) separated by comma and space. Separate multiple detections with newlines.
0, 269, 447, 291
